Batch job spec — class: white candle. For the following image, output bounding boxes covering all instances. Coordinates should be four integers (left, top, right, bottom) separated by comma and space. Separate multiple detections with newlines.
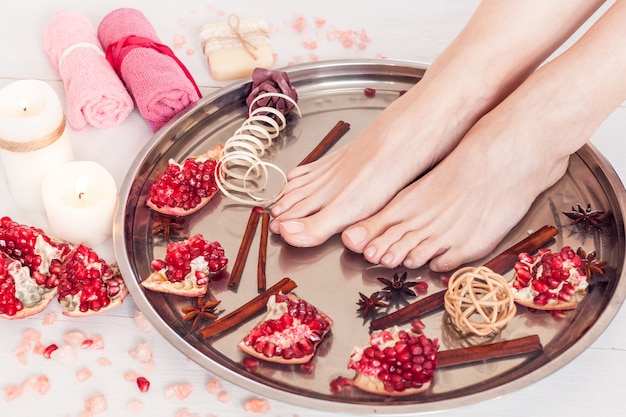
42, 161, 118, 247
0, 80, 74, 212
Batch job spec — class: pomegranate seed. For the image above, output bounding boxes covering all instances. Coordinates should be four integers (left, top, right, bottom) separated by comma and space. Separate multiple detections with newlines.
43, 344, 59, 359
363, 87, 376, 98
136, 376, 150, 392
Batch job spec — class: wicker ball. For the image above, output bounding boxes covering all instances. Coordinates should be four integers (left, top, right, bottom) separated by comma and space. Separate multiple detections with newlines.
444, 266, 516, 337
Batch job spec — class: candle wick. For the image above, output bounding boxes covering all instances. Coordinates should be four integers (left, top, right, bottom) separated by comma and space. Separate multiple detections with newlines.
78, 192, 85, 200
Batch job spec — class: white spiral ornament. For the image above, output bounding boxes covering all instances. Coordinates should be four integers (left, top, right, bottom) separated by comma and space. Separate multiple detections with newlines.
215, 92, 301, 205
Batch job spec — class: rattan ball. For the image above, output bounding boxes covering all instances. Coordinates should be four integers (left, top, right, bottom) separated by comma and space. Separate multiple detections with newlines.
444, 266, 516, 337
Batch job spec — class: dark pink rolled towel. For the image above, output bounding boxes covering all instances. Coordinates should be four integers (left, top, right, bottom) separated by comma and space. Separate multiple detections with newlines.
43, 10, 133, 130
97, 8, 201, 132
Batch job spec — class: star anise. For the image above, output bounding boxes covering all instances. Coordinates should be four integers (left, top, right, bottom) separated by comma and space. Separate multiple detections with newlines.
356, 291, 389, 319
576, 247, 607, 279
563, 203, 606, 232
151, 213, 186, 241
181, 296, 221, 332
377, 272, 419, 301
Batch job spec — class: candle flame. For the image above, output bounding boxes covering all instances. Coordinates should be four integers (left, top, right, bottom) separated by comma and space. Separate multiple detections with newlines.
76, 175, 89, 200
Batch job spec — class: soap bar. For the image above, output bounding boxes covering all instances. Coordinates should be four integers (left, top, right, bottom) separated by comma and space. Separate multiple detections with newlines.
200, 15, 273, 81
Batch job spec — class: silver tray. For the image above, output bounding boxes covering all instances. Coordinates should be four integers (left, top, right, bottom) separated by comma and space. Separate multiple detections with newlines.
113, 60, 626, 415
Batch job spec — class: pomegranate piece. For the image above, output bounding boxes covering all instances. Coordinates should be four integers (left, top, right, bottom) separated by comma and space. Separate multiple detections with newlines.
0, 253, 57, 320
238, 293, 333, 364
142, 234, 228, 297
136, 376, 151, 392
56, 244, 128, 317
0, 216, 71, 289
348, 327, 439, 396
510, 246, 588, 311
146, 145, 223, 217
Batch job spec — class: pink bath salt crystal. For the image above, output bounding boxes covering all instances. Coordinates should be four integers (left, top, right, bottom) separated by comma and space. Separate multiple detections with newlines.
141, 359, 155, 375
86, 334, 104, 350
42, 312, 57, 325
76, 367, 93, 382
243, 397, 271, 414
97, 357, 112, 367
359, 29, 372, 43
3, 385, 24, 401
124, 371, 139, 382
165, 383, 193, 400
133, 311, 154, 333
173, 34, 186, 49
302, 40, 318, 50
64, 330, 87, 347
51, 345, 77, 366
309, 54, 319, 62
186, 49, 195, 56
129, 343, 152, 362
15, 341, 30, 365
33, 340, 45, 355
127, 399, 144, 413
31, 375, 51, 395
205, 378, 222, 395
292, 15, 307, 32
78, 412, 92, 417
217, 390, 230, 403
85, 393, 108, 413
268, 23, 280, 34
174, 409, 190, 417
315, 17, 326, 28
22, 328, 41, 341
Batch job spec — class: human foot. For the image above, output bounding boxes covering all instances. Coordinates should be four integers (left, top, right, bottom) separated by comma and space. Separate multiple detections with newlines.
269, 84, 472, 247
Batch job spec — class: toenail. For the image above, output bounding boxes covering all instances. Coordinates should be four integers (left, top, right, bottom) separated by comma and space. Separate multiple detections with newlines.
280, 220, 305, 234
381, 253, 395, 265
271, 205, 284, 216
363, 245, 377, 258
343, 226, 368, 246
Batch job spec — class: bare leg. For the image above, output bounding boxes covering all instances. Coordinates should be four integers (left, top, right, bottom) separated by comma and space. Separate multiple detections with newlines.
342, 0, 626, 271
270, 0, 604, 247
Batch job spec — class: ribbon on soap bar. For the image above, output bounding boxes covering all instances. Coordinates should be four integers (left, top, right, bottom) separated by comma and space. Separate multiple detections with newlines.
200, 14, 269, 61
0, 116, 66, 153
105, 35, 201, 98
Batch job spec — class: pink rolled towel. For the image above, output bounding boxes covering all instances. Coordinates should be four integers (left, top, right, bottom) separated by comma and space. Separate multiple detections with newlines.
43, 10, 134, 130
97, 8, 201, 132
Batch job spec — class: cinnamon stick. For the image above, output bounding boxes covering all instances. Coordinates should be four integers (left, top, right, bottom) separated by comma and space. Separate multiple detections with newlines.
437, 334, 543, 368
257, 211, 270, 292
227, 206, 264, 289
298, 120, 350, 166
370, 225, 558, 331
199, 277, 297, 339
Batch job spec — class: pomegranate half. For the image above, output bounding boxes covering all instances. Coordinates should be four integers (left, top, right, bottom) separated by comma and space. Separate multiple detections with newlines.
238, 293, 333, 364
146, 145, 223, 217
348, 327, 439, 396
142, 234, 228, 297
510, 246, 588, 310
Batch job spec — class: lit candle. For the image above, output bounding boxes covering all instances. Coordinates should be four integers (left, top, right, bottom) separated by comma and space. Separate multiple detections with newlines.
41, 161, 118, 247
0, 80, 74, 212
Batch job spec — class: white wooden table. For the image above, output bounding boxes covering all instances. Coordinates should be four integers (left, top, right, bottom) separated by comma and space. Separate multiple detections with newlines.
1, 1, 625, 416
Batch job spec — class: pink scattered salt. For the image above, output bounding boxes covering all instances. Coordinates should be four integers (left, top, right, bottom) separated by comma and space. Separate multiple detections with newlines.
133, 310, 154, 333
64, 330, 87, 347
292, 15, 307, 32
205, 378, 222, 395
3, 385, 23, 401
15, 341, 30, 365
33, 340, 45, 355
164, 383, 193, 400
217, 390, 230, 403
129, 343, 152, 362
22, 328, 41, 341
31, 375, 51, 395
51, 344, 77, 366
42, 312, 57, 325
124, 371, 139, 382
97, 357, 112, 366
243, 397, 271, 414
84, 393, 108, 414
76, 367, 93, 382
127, 399, 144, 413
173, 34, 186, 48
89, 334, 105, 350
141, 359, 155, 374
315, 17, 326, 28
302, 40, 318, 50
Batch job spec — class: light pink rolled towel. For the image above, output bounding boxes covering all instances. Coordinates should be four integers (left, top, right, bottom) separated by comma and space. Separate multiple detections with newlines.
97, 8, 201, 132
43, 10, 133, 130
